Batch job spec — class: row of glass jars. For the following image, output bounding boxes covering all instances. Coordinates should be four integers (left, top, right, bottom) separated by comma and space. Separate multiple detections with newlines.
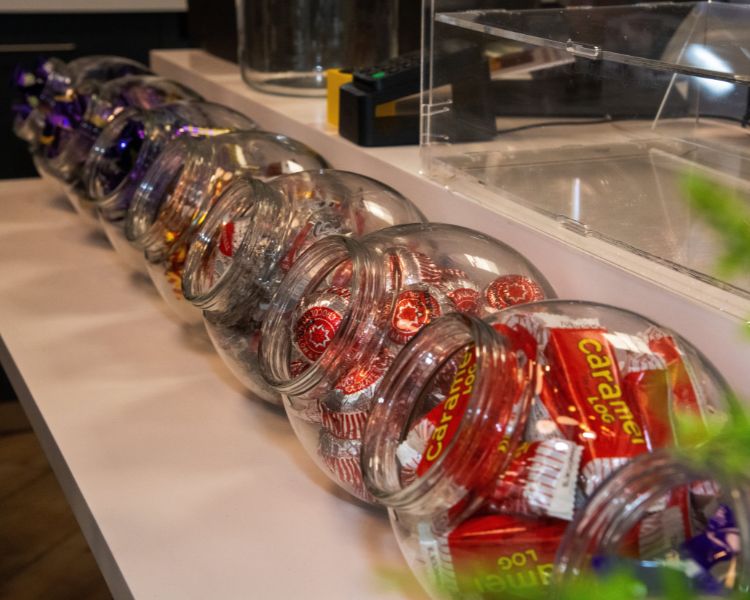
12, 54, 748, 599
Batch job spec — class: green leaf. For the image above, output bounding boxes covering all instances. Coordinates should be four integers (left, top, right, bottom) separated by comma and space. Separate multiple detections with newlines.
682, 175, 750, 278
673, 399, 750, 479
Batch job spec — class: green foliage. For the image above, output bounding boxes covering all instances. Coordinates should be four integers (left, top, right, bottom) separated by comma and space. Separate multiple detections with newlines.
552, 569, 646, 600
673, 400, 750, 479
682, 175, 750, 278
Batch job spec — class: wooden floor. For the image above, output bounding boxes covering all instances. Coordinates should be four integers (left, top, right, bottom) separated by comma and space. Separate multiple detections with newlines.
0, 401, 112, 600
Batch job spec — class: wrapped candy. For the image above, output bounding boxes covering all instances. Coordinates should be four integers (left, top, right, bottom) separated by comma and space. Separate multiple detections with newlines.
480, 274, 546, 315
318, 431, 369, 501
440, 268, 481, 315
417, 514, 566, 596
389, 287, 451, 345
321, 349, 394, 440
294, 286, 351, 362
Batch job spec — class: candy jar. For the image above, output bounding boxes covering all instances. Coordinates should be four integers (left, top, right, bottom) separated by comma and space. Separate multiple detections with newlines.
360, 301, 734, 599
81, 101, 257, 270
40, 55, 150, 105
61, 76, 201, 225
259, 223, 555, 501
553, 449, 750, 597
183, 170, 425, 404
46, 75, 201, 191
31, 55, 151, 183
127, 131, 328, 324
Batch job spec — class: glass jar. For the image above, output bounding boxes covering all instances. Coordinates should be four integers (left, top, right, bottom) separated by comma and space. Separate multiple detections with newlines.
237, 0, 398, 96
126, 131, 328, 324
40, 55, 150, 107
45, 75, 201, 187
80, 101, 257, 270
259, 223, 555, 500
31, 56, 151, 183
360, 301, 734, 599
183, 170, 426, 404
553, 450, 750, 597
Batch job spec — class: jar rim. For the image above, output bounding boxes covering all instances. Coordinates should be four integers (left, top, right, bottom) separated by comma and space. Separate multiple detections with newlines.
258, 234, 385, 396
181, 175, 278, 310
125, 136, 206, 250
553, 449, 750, 595
84, 105, 151, 206
362, 312, 536, 517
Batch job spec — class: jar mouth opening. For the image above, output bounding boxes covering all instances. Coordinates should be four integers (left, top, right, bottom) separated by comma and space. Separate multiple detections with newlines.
553, 451, 750, 596
362, 313, 535, 515
259, 235, 373, 396
85, 107, 148, 204
181, 176, 272, 308
126, 139, 195, 247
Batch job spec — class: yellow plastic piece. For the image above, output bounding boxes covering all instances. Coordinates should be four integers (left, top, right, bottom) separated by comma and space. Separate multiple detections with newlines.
327, 68, 398, 128
326, 68, 353, 127
375, 101, 397, 118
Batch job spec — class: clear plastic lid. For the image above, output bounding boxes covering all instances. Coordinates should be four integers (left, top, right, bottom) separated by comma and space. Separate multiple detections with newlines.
440, 2, 750, 82
423, 1, 750, 306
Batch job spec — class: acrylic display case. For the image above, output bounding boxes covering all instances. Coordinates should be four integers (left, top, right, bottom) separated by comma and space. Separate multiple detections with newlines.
422, 1, 750, 301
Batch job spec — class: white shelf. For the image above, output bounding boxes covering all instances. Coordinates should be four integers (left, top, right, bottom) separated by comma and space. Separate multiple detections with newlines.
0, 0, 186, 13
0, 178, 423, 600
151, 49, 750, 398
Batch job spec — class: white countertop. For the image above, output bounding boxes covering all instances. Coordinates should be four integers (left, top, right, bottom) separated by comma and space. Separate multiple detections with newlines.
151, 49, 750, 399
0, 178, 423, 600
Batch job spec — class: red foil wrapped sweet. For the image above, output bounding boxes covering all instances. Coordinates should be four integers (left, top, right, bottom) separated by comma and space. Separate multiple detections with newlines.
318, 429, 370, 501
419, 514, 566, 596
293, 286, 350, 362
393, 249, 443, 287
485, 439, 582, 521
321, 349, 393, 440
482, 275, 546, 312
389, 287, 449, 345
440, 268, 481, 315
219, 220, 236, 257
